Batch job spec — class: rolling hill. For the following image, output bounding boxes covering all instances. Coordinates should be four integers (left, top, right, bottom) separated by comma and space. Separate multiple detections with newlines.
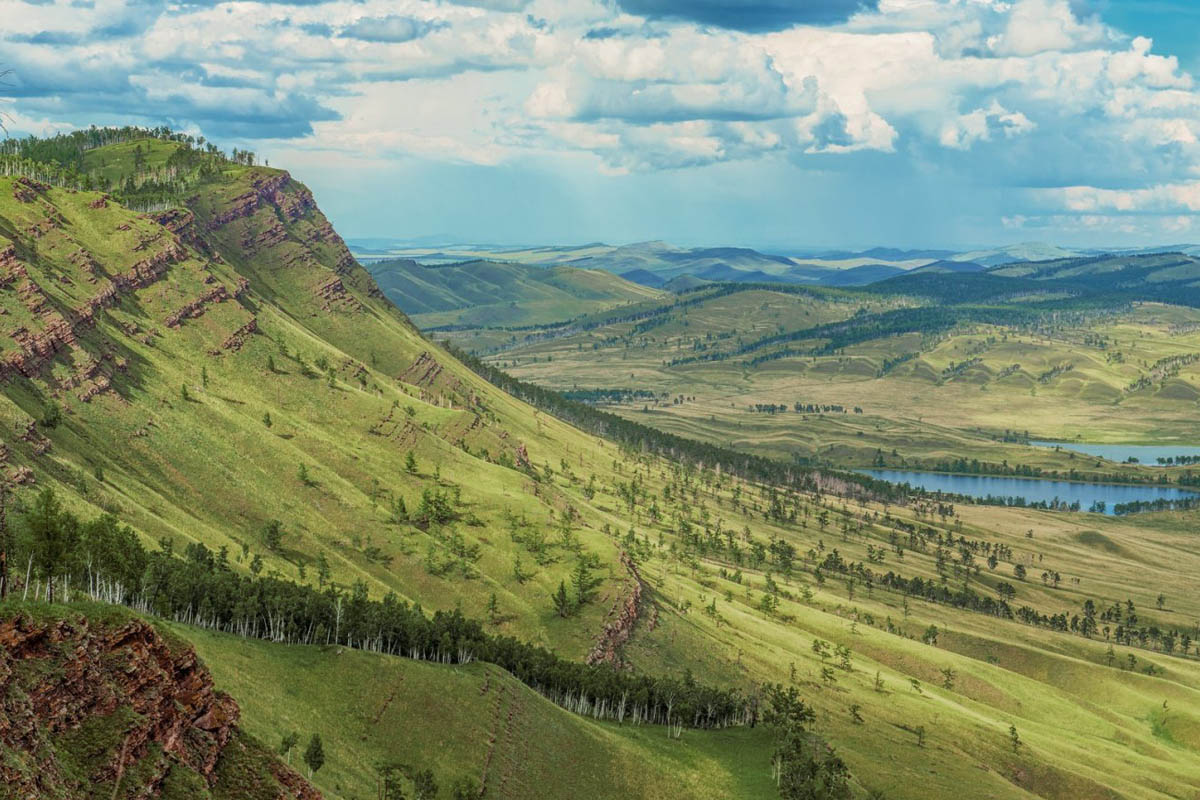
365, 258, 663, 327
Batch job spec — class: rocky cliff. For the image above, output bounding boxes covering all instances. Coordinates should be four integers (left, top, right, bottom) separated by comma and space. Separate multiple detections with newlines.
0, 608, 321, 800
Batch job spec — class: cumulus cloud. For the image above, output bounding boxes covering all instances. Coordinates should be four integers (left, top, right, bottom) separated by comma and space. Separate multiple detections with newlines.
1, 0, 1199, 235
939, 102, 1035, 150
1049, 182, 1200, 213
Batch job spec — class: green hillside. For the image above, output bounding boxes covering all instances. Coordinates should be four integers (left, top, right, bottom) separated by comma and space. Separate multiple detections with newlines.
184, 623, 776, 800
366, 258, 663, 328
988, 252, 1200, 286
3, 131, 1200, 800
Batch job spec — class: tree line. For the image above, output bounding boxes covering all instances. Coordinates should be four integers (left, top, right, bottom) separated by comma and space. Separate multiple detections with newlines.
2, 487, 752, 732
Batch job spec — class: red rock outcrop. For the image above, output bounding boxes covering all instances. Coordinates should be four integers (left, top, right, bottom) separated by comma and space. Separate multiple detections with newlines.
0, 236, 191, 382
217, 316, 258, 352
165, 283, 232, 328
204, 172, 300, 231
585, 551, 645, 668
0, 613, 323, 799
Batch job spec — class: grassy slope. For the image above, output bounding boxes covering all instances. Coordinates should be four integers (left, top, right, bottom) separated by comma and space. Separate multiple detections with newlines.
0, 151, 637, 657
4, 140, 1200, 799
183, 623, 776, 800
366, 258, 664, 328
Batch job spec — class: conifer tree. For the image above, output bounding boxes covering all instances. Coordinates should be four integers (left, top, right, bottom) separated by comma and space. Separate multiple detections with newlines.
303, 733, 325, 779
552, 580, 572, 617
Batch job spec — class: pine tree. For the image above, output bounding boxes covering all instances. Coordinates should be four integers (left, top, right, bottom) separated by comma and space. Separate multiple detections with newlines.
552, 580, 572, 618
263, 520, 284, 552
303, 733, 325, 779
316, 551, 331, 588
410, 768, 438, 800
405, 450, 418, 474
390, 495, 408, 523
41, 401, 62, 428
376, 762, 408, 800
571, 560, 596, 606
1009, 724, 1022, 753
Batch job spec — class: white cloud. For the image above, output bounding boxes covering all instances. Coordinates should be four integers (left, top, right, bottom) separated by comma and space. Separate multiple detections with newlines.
1047, 183, 1200, 214
4, 0, 1200, 235
939, 101, 1035, 149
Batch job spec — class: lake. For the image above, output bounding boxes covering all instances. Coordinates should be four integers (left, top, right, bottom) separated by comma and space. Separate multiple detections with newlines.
858, 469, 1200, 515
1031, 441, 1200, 466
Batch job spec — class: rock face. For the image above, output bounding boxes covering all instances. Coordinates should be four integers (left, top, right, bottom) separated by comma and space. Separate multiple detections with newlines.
0, 611, 322, 800
585, 552, 645, 667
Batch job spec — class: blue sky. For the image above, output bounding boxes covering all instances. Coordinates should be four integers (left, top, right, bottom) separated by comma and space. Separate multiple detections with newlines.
3, 0, 1200, 251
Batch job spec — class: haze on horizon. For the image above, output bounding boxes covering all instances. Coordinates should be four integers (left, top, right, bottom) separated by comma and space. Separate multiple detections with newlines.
3, 0, 1200, 250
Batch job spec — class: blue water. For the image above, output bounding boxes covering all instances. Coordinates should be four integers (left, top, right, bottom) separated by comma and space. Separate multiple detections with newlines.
1031, 441, 1200, 466
858, 469, 1199, 514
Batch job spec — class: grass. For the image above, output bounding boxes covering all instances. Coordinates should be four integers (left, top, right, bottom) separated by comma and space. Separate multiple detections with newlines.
367, 259, 664, 328
182, 623, 778, 800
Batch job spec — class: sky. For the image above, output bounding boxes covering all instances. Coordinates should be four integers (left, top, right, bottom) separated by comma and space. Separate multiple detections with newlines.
3, 0, 1200, 251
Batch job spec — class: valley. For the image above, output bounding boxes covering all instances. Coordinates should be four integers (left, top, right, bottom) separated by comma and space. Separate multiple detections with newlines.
424, 275, 1200, 499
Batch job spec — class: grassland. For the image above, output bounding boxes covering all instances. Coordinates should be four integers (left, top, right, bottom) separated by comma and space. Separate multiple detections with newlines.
469, 284, 1200, 481
4, 136, 1200, 799
368, 258, 664, 328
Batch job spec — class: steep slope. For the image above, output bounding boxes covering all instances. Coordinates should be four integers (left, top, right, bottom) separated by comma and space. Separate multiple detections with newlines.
0, 154, 636, 660
0, 602, 319, 800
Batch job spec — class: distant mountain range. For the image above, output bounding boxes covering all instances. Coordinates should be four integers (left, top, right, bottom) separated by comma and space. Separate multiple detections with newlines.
348, 238, 1200, 291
